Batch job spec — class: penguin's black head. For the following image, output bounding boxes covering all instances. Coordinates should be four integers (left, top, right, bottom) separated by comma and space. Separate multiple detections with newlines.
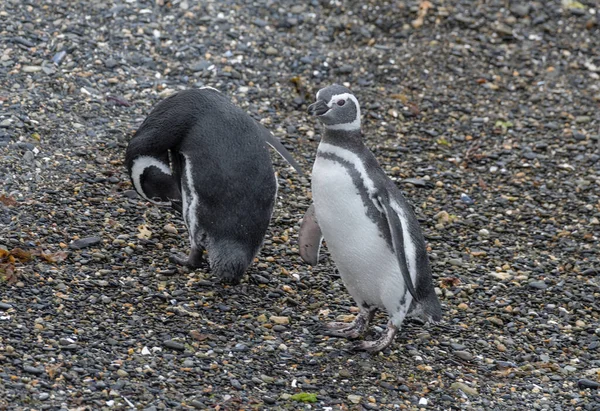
308, 84, 361, 131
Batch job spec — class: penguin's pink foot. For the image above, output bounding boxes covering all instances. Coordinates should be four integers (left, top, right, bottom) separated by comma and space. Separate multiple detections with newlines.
352, 322, 398, 353
323, 309, 375, 339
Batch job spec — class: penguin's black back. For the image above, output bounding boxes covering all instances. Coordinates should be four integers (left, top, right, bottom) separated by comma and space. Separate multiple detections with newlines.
175, 90, 276, 249
125, 88, 277, 270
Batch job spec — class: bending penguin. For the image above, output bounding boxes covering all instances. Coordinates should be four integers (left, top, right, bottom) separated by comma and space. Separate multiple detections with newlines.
125, 87, 303, 284
299, 84, 442, 352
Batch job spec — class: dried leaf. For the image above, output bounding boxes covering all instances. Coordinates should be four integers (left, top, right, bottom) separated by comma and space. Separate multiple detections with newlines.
9, 248, 33, 262
0, 264, 18, 285
407, 102, 420, 116
0, 194, 18, 207
478, 177, 488, 190
40, 251, 69, 263
189, 330, 209, 341
46, 363, 63, 379
389, 93, 409, 103
439, 277, 461, 288
411, 0, 433, 29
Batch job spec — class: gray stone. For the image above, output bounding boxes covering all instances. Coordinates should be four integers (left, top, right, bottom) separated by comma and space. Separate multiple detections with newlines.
23, 365, 44, 375
190, 60, 212, 72
163, 340, 185, 351
69, 236, 102, 249
0, 302, 13, 310
454, 351, 473, 361
22, 150, 35, 164
104, 58, 118, 68
529, 281, 548, 290
510, 4, 530, 17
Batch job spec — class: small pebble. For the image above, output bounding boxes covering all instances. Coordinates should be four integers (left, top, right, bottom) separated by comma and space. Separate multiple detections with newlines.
460, 193, 474, 205
163, 340, 185, 351
577, 379, 600, 389
529, 281, 548, 290
454, 351, 473, 361
69, 236, 102, 250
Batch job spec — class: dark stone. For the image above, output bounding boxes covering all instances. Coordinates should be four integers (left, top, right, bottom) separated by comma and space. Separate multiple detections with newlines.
337, 64, 353, 74
263, 396, 276, 404
23, 365, 44, 375
230, 378, 243, 390
163, 340, 185, 351
529, 281, 548, 290
577, 379, 600, 389
69, 236, 102, 249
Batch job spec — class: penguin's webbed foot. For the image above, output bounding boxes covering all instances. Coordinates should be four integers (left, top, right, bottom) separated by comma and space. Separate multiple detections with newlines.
323, 310, 373, 339
169, 252, 189, 266
323, 322, 363, 339
169, 250, 205, 269
351, 323, 398, 353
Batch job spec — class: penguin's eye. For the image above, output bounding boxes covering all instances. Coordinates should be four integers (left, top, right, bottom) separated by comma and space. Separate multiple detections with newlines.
336, 99, 346, 107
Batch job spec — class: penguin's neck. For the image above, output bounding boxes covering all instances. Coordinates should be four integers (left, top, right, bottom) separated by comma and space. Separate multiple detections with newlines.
319, 128, 365, 152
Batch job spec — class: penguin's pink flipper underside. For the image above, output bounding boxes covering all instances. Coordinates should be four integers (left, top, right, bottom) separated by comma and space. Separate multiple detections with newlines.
260, 128, 305, 176
298, 204, 323, 266
375, 193, 419, 302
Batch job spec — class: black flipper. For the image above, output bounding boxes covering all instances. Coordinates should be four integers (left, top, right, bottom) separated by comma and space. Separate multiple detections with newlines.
298, 204, 323, 266
374, 193, 419, 302
260, 127, 305, 176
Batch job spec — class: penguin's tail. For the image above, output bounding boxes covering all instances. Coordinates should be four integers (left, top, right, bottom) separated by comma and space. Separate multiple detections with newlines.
407, 292, 442, 324
207, 239, 256, 285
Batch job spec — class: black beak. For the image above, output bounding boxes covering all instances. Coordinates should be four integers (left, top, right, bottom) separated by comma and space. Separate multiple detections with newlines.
307, 100, 330, 116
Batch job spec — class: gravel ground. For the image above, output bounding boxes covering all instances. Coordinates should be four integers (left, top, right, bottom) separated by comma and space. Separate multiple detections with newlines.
1, 0, 600, 410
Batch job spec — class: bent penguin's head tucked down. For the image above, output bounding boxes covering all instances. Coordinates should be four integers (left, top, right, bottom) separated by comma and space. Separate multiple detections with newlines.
307, 84, 361, 131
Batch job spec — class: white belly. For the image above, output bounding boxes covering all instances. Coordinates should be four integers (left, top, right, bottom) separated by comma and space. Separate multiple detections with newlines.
312, 156, 407, 310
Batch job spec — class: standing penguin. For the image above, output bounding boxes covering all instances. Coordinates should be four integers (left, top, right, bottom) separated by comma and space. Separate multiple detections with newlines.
125, 87, 303, 284
299, 84, 441, 352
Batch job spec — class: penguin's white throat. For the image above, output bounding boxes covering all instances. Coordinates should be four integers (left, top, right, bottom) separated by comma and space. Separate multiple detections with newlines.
323, 119, 361, 132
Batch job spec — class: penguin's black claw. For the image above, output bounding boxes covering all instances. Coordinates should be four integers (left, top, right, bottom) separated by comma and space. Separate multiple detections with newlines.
169, 253, 189, 266
169, 252, 204, 269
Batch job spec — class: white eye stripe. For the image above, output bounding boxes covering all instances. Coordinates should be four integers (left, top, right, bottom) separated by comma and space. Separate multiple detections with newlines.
131, 156, 172, 204
326, 92, 354, 107
323, 93, 361, 131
